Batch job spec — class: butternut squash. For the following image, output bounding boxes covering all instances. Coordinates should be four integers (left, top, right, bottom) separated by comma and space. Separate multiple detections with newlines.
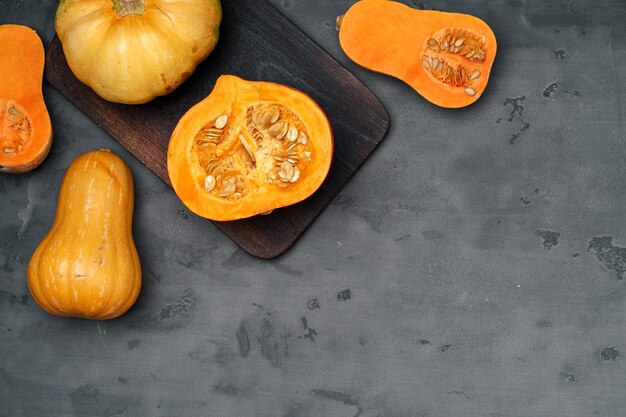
0, 24, 52, 173
27, 149, 141, 320
337, 0, 497, 108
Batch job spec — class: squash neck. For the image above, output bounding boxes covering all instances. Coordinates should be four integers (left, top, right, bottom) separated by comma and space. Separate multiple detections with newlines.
114, 0, 146, 17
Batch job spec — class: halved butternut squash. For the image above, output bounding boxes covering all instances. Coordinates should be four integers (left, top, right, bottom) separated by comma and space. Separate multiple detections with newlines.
338, 0, 497, 108
167, 75, 334, 221
0, 24, 52, 173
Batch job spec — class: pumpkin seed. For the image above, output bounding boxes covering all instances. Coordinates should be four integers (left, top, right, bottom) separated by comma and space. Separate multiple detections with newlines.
219, 179, 236, 197
286, 142, 298, 153
290, 167, 300, 183
431, 57, 439, 69
287, 125, 298, 142
422, 58, 430, 69
261, 210, 274, 215
269, 109, 280, 124
206, 128, 223, 138
278, 171, 289, 182
454, 39, 464, 47
3, 147, 15, 154
427, 38, 438, 47
7, 106, 19, 116
465, 88, 476, 96
215, 115, 228, 129
298, 132, 308, 144
280, 161, 294, 180
278, 122, 289, 139
269, 121, 286, 137
252, 109, 265, 124
470, 70, 480, 80
287, 157, 298, 164
204, 175, 216, 192
261, 111, 273, 127
239, 135, 256, 164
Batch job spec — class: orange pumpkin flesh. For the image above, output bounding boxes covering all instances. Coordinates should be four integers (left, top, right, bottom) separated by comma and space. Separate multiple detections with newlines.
338, 0, 497, 108
27, 150, 141, 320
167, 75, 334, 221
0, 24, 52, 173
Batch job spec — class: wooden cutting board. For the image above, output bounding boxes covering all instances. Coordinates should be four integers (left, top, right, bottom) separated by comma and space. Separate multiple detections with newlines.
45, 0, 389, 259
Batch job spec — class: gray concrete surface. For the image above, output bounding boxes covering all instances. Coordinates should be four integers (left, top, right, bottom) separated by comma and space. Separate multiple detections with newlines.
1, 1, 626, 416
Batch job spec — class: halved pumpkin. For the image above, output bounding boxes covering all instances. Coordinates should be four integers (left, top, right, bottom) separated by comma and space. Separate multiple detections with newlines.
167, 75, 334, 221
337, 0, 497, 108
0, 24, 52, 173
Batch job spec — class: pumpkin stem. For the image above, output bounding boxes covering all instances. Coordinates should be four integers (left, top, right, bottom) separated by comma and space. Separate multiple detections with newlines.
336, 15, 344, 31
113, 0, 146, 17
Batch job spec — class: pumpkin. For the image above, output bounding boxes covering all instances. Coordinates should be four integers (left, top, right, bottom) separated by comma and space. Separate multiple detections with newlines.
0, 25, 52, 173
337, 0, 497, 108
167, 75, 334, 221
55, 0, 222, 104
27, 149, 141, 320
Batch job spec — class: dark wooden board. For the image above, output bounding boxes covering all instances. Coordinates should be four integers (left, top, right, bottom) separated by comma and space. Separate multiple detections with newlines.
45, 0, 389, 259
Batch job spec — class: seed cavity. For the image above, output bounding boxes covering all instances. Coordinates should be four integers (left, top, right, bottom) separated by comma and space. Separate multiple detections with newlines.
1, 100, 32, 160
427, 28, 487, 63
193, 102, 313, 198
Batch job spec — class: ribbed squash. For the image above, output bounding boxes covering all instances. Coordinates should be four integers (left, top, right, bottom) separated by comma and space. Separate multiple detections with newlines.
338, 0, 497, 108
55, 0, 222, 104
0, 24, 52, 173
167, 75, 334, 221
27, 149, 141, 320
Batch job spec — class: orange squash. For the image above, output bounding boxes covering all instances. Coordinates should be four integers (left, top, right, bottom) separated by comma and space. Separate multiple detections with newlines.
27, 149, 141, 320
337, 0, 497, 108
167, 75, 334, 221
55, 0, 222, 104
0, 24, 52, 173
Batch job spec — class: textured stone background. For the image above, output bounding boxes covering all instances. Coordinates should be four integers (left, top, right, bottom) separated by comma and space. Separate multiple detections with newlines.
1, 1, 626, 416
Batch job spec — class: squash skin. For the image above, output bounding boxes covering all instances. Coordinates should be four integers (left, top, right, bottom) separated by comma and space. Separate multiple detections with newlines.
55, 0, 222, 104
167, 75, 334, 221
338, 0, 497, 108
0, 24, 52, 173
27, 150, 141, 320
